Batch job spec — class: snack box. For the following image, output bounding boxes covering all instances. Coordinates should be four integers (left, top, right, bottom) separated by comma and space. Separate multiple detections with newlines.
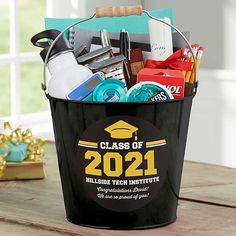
137, 68, 185, 99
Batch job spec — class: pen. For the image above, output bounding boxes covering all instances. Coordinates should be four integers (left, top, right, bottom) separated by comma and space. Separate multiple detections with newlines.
119, 29, 130, 61
189, 46, 204, 84
100, 29, 111, 48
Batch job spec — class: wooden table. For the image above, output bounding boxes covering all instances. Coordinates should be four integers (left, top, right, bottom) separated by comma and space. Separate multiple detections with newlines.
0, 143, 236, 236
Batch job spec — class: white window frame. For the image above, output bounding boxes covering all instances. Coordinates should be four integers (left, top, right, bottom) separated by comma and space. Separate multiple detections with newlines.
0, 0, 53, 139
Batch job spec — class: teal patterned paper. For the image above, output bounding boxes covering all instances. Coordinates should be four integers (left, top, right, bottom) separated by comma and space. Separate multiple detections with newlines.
45, 8, 173, 38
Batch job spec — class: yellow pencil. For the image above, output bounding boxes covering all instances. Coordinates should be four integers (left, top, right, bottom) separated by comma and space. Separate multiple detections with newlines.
189, 46, 204, 84
185, 44, 200, 82
182, 47, 191, 78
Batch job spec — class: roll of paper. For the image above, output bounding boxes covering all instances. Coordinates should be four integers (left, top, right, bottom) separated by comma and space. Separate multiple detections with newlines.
149, 17, 173, 60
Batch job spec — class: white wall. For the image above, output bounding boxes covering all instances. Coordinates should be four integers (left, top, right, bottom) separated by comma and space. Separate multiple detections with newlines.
47, 0, 141, 18
186, 69, 236, 168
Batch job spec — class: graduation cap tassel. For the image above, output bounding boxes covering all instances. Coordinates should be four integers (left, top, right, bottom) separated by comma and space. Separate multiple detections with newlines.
134, 131, 138, 141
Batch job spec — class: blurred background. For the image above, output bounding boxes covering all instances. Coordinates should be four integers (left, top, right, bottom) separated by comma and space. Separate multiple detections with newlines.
0, 0, 236, 168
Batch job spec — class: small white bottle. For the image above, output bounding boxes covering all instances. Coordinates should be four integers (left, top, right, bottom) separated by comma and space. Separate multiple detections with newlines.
47, 51, 93, 99
31, 30, 93, 99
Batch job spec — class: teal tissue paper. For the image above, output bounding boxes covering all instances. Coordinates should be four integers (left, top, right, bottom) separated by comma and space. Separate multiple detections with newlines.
5, 142, 28, 163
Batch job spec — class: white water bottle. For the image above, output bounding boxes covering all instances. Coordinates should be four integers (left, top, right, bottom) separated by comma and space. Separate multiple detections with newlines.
47, 51, 93, 99
31, 30, 93, 99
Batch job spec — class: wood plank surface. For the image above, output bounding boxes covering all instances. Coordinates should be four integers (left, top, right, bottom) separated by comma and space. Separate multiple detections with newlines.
0, 142, 235, 236
0, 199, 236, 236
181, 161, 236, 207
0, 221, 62, 236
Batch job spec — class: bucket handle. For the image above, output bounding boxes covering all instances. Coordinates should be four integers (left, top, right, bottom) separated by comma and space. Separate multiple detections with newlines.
42, 5, 197, 94
95, 5, 143, 18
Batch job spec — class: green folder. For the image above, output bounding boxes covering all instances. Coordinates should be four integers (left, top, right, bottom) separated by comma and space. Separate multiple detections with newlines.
45, 8, 173, 38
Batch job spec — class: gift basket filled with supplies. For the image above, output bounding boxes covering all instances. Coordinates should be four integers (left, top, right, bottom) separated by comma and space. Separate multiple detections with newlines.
31, 5, 204, 229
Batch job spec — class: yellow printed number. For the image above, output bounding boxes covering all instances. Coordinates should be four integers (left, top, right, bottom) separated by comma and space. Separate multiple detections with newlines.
125, 152, 143, 177
144, 150, 157, 175
104, 152, 123, 177
84, 150, 157, 177
85, 150, 102, 176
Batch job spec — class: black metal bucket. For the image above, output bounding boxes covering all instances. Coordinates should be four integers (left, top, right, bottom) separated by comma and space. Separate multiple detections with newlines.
41, 4, 198, 229
48, 94, 194, 229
